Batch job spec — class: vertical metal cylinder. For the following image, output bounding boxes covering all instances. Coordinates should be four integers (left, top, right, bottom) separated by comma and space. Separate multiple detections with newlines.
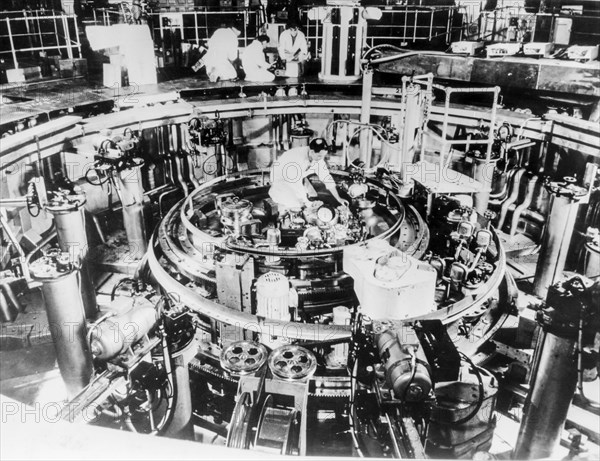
116, 161, 148, 260
472, 157, 496, 214
30, 251, 93, 399
46, 194, 97, 318
514, 331, 578, 458
583, 242, 600, 278
359, 67, 374, 166
533, 183, 586, 299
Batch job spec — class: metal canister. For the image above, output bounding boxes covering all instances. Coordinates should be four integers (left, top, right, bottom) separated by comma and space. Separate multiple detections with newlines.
115, 159, 148, 259
89, 297, 157, 361
45, 190, 97, 318
30, 250, 93, 399
533, 180, 587, 299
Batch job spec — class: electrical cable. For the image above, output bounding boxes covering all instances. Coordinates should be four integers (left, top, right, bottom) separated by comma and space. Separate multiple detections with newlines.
110, 277, 137, 301
449, 351, 485, 426
401, 348, 418, 404
348, 356, 365, 457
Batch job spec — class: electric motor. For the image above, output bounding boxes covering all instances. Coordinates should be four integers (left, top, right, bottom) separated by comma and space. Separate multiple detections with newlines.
255, 272, 290, 321
377, 329, 432, 402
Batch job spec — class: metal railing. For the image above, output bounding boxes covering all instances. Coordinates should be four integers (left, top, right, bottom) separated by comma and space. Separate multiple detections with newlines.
296, 6, 465, 60
146, 9, 260, 48
0, 10, 81, 69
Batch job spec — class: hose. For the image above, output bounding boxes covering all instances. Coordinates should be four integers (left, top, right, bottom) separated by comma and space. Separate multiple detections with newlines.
449, 351, 485, 426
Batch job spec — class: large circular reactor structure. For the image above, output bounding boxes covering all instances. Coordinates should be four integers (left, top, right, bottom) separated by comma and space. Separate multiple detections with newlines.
11, 73, 597, 460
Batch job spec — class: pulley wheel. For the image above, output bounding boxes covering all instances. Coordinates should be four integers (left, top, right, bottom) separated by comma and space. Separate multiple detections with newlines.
254, 395, 300, 455
268, 344, 317, 381
220, 340, 268, 375
227, 392, 253, 449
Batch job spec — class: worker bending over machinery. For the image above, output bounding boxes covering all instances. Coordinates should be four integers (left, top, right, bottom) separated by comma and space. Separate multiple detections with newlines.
242, 35, 275, 82
204, 23, 241, 82
269, 137, 347, 211
278, 21, 309, 65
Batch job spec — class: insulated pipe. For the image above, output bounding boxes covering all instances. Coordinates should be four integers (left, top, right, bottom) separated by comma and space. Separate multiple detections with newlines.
30, 252, 93, 399
115, 160, 148, 260
533, 182, 587, 299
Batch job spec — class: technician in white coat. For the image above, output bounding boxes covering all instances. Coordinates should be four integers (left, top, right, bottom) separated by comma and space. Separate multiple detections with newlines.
278, 21, 308, 63
269, 138, 346, 210
204, 24, 241, 82
241, 35, 275, 82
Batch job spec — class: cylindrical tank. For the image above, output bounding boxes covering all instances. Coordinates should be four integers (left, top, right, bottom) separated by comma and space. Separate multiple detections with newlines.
30, 250, 93, 399
46, 191, 97, 318
115, 160, 148, 260
533, 181, 587, 299
377, 329, 432, 402
514, 281, 584, 459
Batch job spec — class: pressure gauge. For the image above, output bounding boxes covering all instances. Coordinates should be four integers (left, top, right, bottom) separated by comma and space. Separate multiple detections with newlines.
317, 205, 336, 224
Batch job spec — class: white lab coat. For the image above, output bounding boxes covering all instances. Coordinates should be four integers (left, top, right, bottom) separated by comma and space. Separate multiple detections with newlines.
269, 146, 335, 209
241, 40, 275, 82
204, 28, 238, 82
278, 29, 308, 62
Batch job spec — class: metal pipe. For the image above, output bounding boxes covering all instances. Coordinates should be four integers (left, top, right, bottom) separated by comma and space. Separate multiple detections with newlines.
0, 282, 21, 323
91, 215, 106, 244
25, 230, 57, 264
30, 252, 93, 399
0, 198, 28, 207
360, 68, 374, 166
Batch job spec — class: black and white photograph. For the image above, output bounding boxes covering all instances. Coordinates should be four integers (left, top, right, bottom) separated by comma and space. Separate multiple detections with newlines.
0, 0, 599, 459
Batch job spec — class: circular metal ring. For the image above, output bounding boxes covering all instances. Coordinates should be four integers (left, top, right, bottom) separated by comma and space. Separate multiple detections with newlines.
268, 345, 318, 381
254, 395, 300, 455
227, 392, 253, 449
220, 340, 269, 375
